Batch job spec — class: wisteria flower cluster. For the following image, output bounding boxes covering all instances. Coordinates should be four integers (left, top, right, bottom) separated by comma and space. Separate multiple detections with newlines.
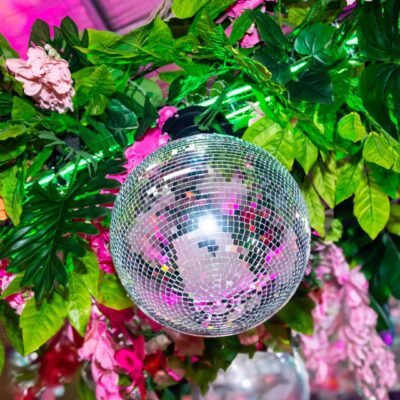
6, 46, 75, 113
301, 244, 397, 400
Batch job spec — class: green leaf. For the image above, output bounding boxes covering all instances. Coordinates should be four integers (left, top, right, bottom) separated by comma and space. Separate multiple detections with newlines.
60, 17, 81, 46
242, 117, 294, 170
358, 0, 400, 61
359, 64, 400, 139
354, 170, 390, 239
337, 112, 366, 143
106, 99, 138, 147
250, 10, 289, 52
277, 297, 315, 335
74, 65, 115, 109
387, 204, 400, 236
362, 132, 395, 170
287, 70, 333, 104
96, 275, 133, 310
20, 292, 68, 354
67, 261, 91, 336
325, 219, 343, 242
229, 11, 253, 44
11, 97, 38, 122
87, 29, 120, 49
295, 23, 335, 56
0, 301, 23, 354
336, 160, 363, 205
79, 251, 100, 298
370, 164, 400, 198
0, 124, 25, 141
0, 164, 25, 225
293, 128, 318, 174
172, 0, 210, 18
0, 32, 18, 58
29, 19, 50, 46
253, 49, 291, 85
301, 180, 325, 236
311, 155, 337, 209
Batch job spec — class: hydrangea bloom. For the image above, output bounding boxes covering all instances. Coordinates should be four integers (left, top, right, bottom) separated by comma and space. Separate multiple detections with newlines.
301, 244, 397, 400
6, 46, 75, 113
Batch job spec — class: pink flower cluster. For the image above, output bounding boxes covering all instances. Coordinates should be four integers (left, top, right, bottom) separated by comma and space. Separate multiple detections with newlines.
6, 46, 74, 113
301, 244, 397, 400
79, 318, 122, 400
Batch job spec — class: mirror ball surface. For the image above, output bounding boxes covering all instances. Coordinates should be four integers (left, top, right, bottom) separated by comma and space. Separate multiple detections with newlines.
110, 134, 310, 336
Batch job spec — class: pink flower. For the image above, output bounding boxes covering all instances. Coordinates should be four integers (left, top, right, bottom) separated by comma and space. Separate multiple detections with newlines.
301, 244, 397, 400
226, 0, 265, 18
79, 320, 122, 400
115, 336, 146, 398
6, 46, 74, 113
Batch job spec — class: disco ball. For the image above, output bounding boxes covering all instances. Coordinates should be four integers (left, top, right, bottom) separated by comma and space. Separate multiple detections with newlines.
110, 134, 310, 336
201, 350, 310, 400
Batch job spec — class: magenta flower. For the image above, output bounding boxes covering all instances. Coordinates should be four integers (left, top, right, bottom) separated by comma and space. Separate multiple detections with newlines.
226, 0, 265, 18
6, 46, 75, 113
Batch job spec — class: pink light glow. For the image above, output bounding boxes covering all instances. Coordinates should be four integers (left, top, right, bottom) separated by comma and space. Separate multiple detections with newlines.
0, 0, 103, 55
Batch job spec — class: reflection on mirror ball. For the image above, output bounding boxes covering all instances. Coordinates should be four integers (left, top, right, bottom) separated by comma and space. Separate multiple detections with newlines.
110, 134, 310, 336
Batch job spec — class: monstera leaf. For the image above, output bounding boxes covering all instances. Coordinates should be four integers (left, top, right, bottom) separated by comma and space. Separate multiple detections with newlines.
0, 159, 124, 300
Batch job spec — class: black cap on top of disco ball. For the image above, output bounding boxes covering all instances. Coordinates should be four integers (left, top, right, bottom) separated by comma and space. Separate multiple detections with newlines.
163, 106, 236, 140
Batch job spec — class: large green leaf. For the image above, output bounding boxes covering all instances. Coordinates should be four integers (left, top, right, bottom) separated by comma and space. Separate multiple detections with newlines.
294, 23, 335, 57
354, 170, 390, 239
67, 258, 92, 336
337, 112, 366, 143
359, 64, 400, 139
242, 117, 294, 170
96, 275, 133, 310
293, 128, 318, 174
11, 97, 38, 122
277, 296, 315, 335
80, 251, 100, 298
20, 292, 68, 354
287, 70, 334, 104
250, 10, 290, 52
253, 49, 291, 85
0, 164, 25, 225
362, 132, 396, 170
0, 124, 26, 141
370, 164, 400, 198
336, 159, 363, 205
311, 155, 336, 209
358, 0, 400, 61
172, 0, 210, 18
301, 180, 325, 236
